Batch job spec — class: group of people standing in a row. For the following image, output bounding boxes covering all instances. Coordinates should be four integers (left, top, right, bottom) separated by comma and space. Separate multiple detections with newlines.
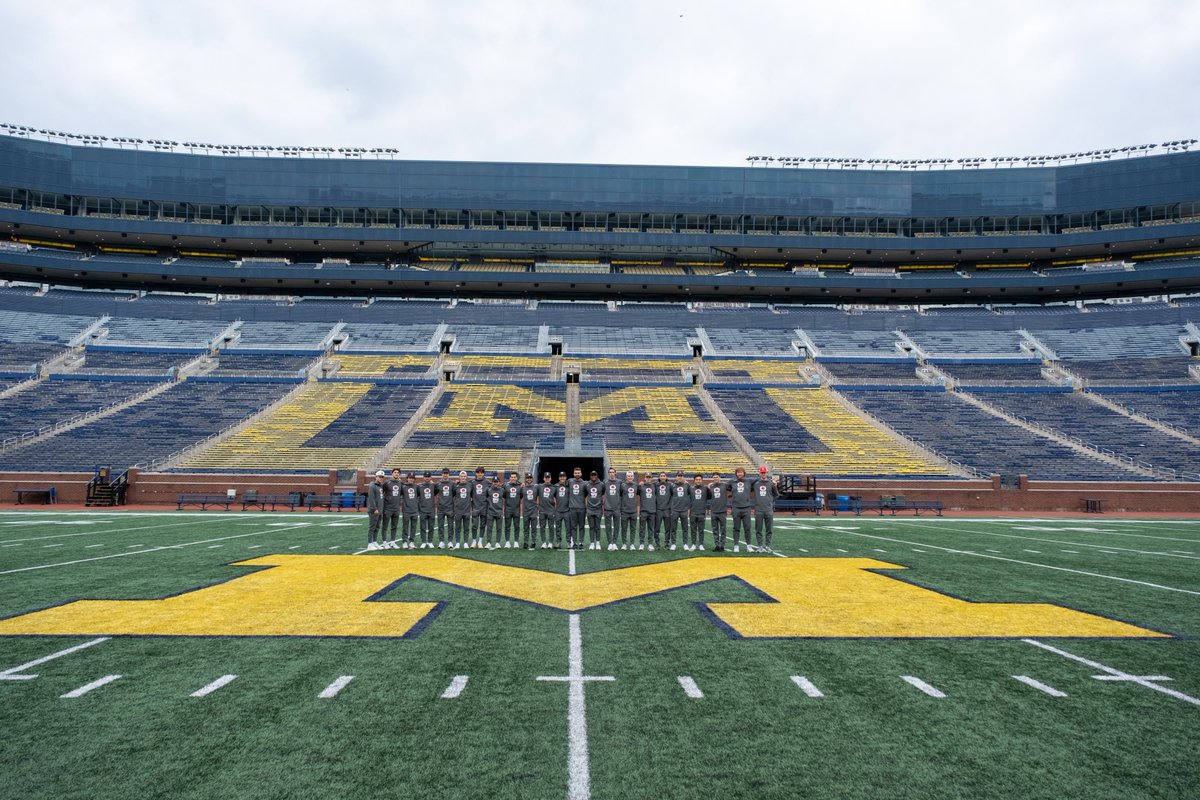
366, 465, 780, 553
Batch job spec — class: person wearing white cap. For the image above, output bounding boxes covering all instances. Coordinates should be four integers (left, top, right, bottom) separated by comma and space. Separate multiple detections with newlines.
365, 470, 386, 551
619, 471, 639, 549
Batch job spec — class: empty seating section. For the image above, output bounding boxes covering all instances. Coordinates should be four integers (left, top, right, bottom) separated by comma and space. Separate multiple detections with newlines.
619, 265, 685, 275
1064, 357, 1196, 384
448, 324, 541, 352
0, 377, 165, 442
705, 359, 805, 384
578, 386, 745, 473
840, 389, 1147, 480
554, 326, 691, 355
337, 323, 438, 351
393, 384, 567, 470
1032, 323, 1188, 359
333, 354, 433, 378
454, 356, 551, 382
1095, 389, 1200, 437
213, 352, 317, 374
938, 362, 1049, 385
0, 341, 67, 368
822, 361, 922, 384
704, 328, 795, 355
804, 329, 901, 356
709, 387, 947, 477
78, 349, 195, 374
972, 391, 1200, 477
572, 358, 690, 383
101, 317, 229, 347
0, 309, 94, 343
231, 321, 335, 348
906, 329, 1029, 356
0, 379, 290, 472
179, 382, 431, 472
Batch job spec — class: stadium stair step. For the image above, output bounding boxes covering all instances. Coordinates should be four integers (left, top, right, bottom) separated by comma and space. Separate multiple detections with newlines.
565, 383, 581, 449
957, 391, 1160, 479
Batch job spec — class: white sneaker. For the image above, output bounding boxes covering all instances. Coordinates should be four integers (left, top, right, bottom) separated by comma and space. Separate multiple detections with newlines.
639, 544, 645, 551
367, 542, 379, 551
698, 545, 705, 551
648, 545, 655, 551
733, 545, 740, 553
622, 544, 628, 550
439, 542, 445, 549
669, 544, 676, 551
609, 543, 616, 551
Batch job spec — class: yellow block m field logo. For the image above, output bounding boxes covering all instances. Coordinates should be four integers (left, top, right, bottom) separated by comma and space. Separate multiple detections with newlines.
0, 556, 1165, 639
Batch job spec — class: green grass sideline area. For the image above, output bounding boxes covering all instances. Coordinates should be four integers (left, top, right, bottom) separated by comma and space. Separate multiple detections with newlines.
0, 512, 1196, 799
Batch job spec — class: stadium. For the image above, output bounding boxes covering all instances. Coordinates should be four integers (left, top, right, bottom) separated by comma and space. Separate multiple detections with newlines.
0, 6, 1198, 796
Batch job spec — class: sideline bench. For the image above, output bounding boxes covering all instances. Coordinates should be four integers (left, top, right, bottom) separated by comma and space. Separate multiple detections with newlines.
16, 487, 55, 505
241, 492, 302, 511
849, 498, 944, 516
305, 493, 365, 512
176, 493, 234, 511
776, 498, 824, 515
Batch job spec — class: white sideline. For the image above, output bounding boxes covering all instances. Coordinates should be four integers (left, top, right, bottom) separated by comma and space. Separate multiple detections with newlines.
0, 523, 315, 575
60, 674, 121, 698
790, 675, 824, 698
677, 676, 704, 699
834, 530, 1200, 596
441, 675, 469, 699
1012, 675, 1067, 697
191, 674, 238, 697
319, 676, 355, 699
1024, 639, 1200, 707
901, 676, 946, 698
896, 520, 1200, 561
0, 517, 215, 546
0, 637, 110, 681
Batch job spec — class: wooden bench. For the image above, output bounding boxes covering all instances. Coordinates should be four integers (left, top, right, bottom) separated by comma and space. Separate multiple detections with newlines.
176, 493, 234, 511
304, 493, 365, 512
849, 498, 944, 516
776, 498, 824, 515
16, 487, 55, 505
241, 492, 302, 511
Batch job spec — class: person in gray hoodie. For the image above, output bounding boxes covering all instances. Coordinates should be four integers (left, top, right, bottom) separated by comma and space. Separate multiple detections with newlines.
707, 472, 730, 552
687, 473, 708, 551
585, 470, 604, 550
402, 472, 421, 549
538, 472, 557, 549
638, 474, 657, 551
417, 472, 437, 548
667, 471, 690, 551
729, 467, 754, 553
753, 467, 780, 552
452, 470, 472, 549
366, 470, 386, 550
382, 467, 403, 549
619, 471, 639, 550
602, 467, 622, 551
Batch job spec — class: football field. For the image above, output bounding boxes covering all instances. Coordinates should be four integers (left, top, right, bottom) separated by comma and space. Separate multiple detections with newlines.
0, 511, 1197, 799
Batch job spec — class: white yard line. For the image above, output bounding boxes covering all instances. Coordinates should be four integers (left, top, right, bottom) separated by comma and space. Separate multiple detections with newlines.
790, 675, 824, 698
0, 637, 110, 681
1012, 675, 1067, 697
901, 676, 946, 698
677, 676, 704, 698
191, 674, 238, 697
1024, 639, 1200, 707
0, 524, 315, 575
535, 614, 614, 800
0, 517, 220, 547
832, 530, 1200, 596
896, 522, 1200, 561
441, 675, 469, 699
319, 675, 355, 699
60, 674, 121, 698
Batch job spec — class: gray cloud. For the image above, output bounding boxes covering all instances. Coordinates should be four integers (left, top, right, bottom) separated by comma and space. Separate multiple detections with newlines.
1, 0, 1196, 165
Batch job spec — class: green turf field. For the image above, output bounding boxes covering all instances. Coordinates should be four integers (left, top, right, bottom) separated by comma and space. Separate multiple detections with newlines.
0, 511, 1197, 800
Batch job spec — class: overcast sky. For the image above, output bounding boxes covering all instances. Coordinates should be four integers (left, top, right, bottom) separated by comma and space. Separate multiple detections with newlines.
1, 0, 1197, 166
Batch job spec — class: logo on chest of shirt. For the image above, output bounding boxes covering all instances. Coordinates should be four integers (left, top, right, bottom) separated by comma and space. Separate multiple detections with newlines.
736, 482, 746, 492
758, 485, 768, 496
713, 488, 722, 498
